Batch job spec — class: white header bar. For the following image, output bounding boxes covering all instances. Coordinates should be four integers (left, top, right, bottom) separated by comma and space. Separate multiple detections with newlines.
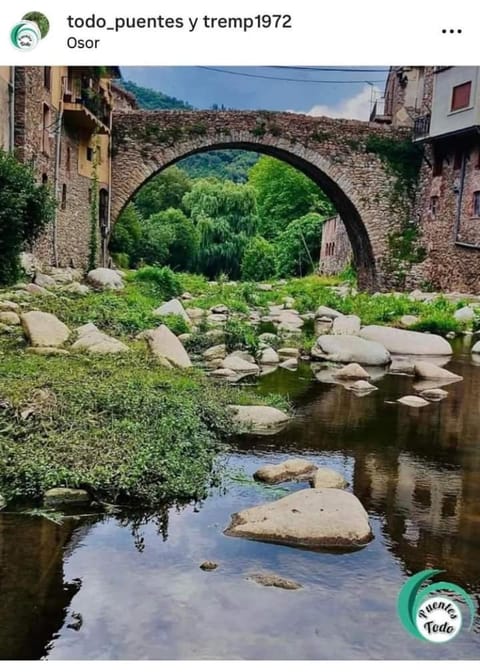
0, 0, 477, 65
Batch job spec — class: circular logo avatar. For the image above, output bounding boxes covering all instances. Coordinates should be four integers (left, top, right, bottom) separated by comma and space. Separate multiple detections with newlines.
11, 12, 49, 51
398, 569, 476, 643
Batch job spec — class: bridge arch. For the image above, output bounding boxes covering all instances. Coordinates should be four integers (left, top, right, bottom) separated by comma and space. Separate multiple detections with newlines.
111, 111, 411, 290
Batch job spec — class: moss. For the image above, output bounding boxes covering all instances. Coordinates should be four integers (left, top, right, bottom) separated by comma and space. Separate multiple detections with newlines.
365, 136, 422, 199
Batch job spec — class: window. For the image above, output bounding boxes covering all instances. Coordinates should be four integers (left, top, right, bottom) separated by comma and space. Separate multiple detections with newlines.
86, 147, 93, 162
432, 151, 443, 177
453, 150, 463, 170
430, 196, 439, 217
473, 191, 480, 217
41, 173, 48, 185
42, 104, 50, 155
44, 67, 51, 91
88, 187, 92, 203
451, 81, 472, 111
99, 189, 109, 232
61, 184, 67, 210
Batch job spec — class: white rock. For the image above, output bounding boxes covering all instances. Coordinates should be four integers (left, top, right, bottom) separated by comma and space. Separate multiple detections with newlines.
346, 380, 378, 394
147, 325, 192, 368
310, 467, 348, 489
210, 368, 237, 378
203, 344, 227, 360
454, 306, 475, 322
332, 315, 361, 336
222, 355, 259, 374
0, 300, 20, 312
72, 328, 128, 354
315, 306, 343, 320
224, 488, 372, 549
87, 268, 124, 290
312, 335, 390, 366
398, 395, 430, 408
254, 458, 316, 484
421, 388, 449, 401
334, 363, 370, 380
34, 272, 57, 289
279, 358, 298, 370
64, 282, 90, 296
259, 347, 280, 365
0, 311, 20, 326
21, 311, 70, 347
228, 404, 289, 435
389, 358, 415, 375
360, 325, 452, 356
400, 315, 420, 327
153, 298, 191, 323
414, 360, 462, 381
277, 347, 299, 360
472, 340, 480, 354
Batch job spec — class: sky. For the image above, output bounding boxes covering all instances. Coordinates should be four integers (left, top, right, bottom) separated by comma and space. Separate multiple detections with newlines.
120, 66, 389, 120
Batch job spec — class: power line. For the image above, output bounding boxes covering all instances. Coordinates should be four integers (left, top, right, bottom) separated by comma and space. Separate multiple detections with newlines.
271, 66, 390, 73
198, 66, 386, 84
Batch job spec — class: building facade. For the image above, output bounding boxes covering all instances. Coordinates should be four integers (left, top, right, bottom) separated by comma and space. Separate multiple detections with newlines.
0, 66, 13, 151
319, 215, 352, 275
13, 66, 120, 269
371, 66, 427, 128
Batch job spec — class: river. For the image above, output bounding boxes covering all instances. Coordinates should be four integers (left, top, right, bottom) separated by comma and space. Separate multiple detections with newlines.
1, 338, 479, 659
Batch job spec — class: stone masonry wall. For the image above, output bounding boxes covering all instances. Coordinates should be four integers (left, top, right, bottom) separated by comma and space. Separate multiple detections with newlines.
319, 215, 352, 275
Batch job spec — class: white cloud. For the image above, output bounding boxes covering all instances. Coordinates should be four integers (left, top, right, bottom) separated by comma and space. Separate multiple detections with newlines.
300, 84, 382, 121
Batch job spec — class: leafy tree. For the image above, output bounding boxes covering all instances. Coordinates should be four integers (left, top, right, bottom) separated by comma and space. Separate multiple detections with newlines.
182, 179, 259, 279
135, 166, 192, 219
118, 79, 192, 110
248, 156, 334, 239
140, 208, 198, 270
0, 150, 54, 285
109, 203, 143, 267
275, 213, 325, 278
241, 236, 276, 281
179, 150, 259, 183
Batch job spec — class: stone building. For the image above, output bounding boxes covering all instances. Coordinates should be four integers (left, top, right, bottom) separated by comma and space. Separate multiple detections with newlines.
13, 66, 121, 269
371, 66, 428, 128
0, 67, 13, 151
319, 215, 352, 275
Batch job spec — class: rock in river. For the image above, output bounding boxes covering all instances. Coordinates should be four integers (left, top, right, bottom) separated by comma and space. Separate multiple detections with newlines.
398, 395, 430, 408
228, 405, 290, 435
43, 488, 91, 508
334, 362, 370, 380
332, 315, 361, 336
421, 388, 449, 401
248, 573, 302, 590
414, 360, 462, 381
254, 458, 317, 484
310, 467, 348, 489
224, 488, 373, 549
360, 325, 452, 356
222, 355, 259, 374
312, 335, 390, 366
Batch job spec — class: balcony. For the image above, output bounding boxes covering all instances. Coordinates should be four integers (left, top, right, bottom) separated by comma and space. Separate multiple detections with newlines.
413, 114, 431, 141
63, 85, 111, 135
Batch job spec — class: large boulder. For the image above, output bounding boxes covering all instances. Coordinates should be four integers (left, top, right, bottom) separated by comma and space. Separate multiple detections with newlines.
315, 306, 343, 319
312, 335, 390, 366
0, 311, 20, 326
21, 311, 70, 347
332, 315, 361, 336
224, 488, 372, 549
310, 467, 348, 489
43, 488, 90, 508
228, 404, 289, 435
72, 325, 128, 354
360, 325, 452, 356
153, 298, 191, 324
334, 363, 370, 380
222, 355, 259, 374
414, 360, 462, 381
87, 268, 124, 290
147, 325, 192, 368
203, 344, 227, 361
254, 458, 316, 484
259, 347, 280, 365
471, 340, 480, 354
454, 306, 475, 322
421, 388, 449, 401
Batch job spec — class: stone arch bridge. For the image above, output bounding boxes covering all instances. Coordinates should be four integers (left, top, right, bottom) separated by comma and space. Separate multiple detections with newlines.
111, 110, 412, 290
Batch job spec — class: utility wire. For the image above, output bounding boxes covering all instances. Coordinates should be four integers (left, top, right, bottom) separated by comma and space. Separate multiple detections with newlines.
198, 66, 386, 84
270, 66, 390, 73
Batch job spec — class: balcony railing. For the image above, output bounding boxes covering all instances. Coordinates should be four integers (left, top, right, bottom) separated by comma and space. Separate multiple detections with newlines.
413, 114, 431, 140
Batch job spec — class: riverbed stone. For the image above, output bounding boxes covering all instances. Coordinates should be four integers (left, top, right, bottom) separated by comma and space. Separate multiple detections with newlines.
254, 458, 317, 484
471, 340, 480, 354
228, 404, 289, 435
421, 388, 449, 401
43, 488, 91, 507
222, 355, 259, 374
346, 379, 378, 394
279, 358, 298, 370
360, 325, 452, 356
248, 573, 302, 590
259, 347, 280, 365
200, 561, 218, 572
87, 268, 124, 290
312, 335, 390, 366
0, 311, 20, 326
210, 367, 237, 378
147, 325, 192, 368
310, 467, 348, 489
314, 317, 333, 335
400, 315, 420, 327
315, 306, 343, 319
334, 363, 370, 380
72, 326, 128, 355
277, 347, 299, 360
389, 358, 415, 375
414, 360, 462, 381
153, 298, 191, 323
224, 488, 372, 549
454, 306, 475, 322
21, 311, 70, 347
332, 315, 361, 336
398, 395, 430, 408
203, 344, 227, 361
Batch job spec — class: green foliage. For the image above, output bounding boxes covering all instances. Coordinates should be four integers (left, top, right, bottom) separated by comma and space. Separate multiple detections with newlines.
384, 221, 427, 290
22, 11, 50, 38
365, 136, 422, 198
183, 179, 259, 279
0, 150, 54, 285
275, 213, 324, 278
111, 252, 130, 269
109, 203, 143, 267
135, 265, 183, 300
248, 156, 334, 239
88, 141, 100, 271
119, 79, 192, 110
241, 236, 276, 281
140, 208, 199, 270
134, 166, 191, 219
179, 150, 259, 182
224, 317, 259, 355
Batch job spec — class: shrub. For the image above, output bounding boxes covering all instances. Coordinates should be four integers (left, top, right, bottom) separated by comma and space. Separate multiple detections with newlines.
241, 235, 277, 281
135, 266, 183, 299
224, 317, 259, 355
0, 150, 55, 285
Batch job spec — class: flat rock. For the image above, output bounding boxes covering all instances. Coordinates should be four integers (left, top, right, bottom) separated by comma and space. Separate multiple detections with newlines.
72, 326, 128, 354
87, 268, 124, 290
21, 311, 70, 347
186, 307, 206, 322
454, 306, 475, 322
414, 360, 462, 381
389, 358, 415, 375
279, 358, 298, 370
332, 315, 361, 336
200, 561, 218, 572
334, 363, 370, 380
43, 488, 90, 508
0, 300, 20, 312
312, 335, 390, 366
254, 458, 317, 484
228, 404, 289, 435
421, 388, 449, 401
310, 467, 348, 489
259, 347, 280, 365
34, 271, 57, 289
25, 283, 50, 296
360, 325, 452, 356
398, 395, 430, 408
248, 573, 302, 590
203, 344, 226, 361
346, 379, 377, 395
211, 304, 229, 315
147, 325, 192, 368
153, 298, 191, 323
224, 488, 372, 549
277, 347, 299, 360
222, 355, 259, 374
26, 347, 70, 356
0, 311, 20, 326
210, 368, 237, 378
315, 306, 343, 319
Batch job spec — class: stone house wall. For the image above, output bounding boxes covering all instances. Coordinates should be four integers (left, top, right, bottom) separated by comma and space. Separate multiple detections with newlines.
319, 215, 352, 275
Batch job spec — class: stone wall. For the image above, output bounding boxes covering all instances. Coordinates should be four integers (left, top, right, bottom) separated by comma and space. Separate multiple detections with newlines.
112, 110, 412, 290
319, 215, 352, 275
